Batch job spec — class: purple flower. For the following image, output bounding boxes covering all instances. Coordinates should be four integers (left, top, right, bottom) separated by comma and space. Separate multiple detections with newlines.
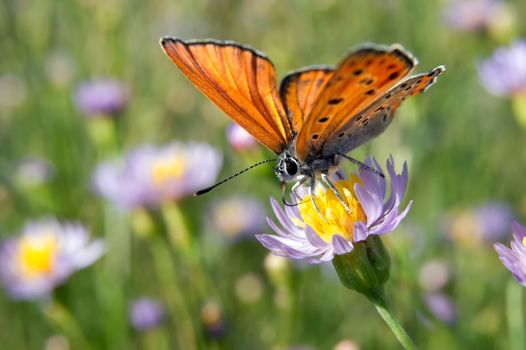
442, 0, 506, 32
93, 142, 222, 209
425, 293, 456, 324
256, 156, 412, 264
129, 298, 165, 331
443, 201, 514, 246
209, 196, 266, 240
226, 123, 258, 151
73, 79, 130, 116
478, 40, 526, 97
0, 219, 105, 300
476, 201, 513, 241
494, 221, 526, 286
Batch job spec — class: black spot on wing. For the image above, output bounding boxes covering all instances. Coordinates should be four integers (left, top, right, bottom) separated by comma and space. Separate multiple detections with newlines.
328, 98, 343, 105
388, 72, 400, 80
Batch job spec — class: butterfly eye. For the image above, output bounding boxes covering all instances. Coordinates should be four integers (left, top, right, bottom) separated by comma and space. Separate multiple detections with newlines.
285, 159, 298, 176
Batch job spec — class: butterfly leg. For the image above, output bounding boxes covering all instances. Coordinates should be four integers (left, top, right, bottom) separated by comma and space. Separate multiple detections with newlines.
290, 175, 308, 198
281, 177, 308, 207
337, 153, 384, 178
321, 173, 352, 215
307, 178, 329, 224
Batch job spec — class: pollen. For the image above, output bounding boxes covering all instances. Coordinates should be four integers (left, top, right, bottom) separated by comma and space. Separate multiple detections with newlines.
16, 233, 58, 279
298, 177, 366, 243
522, 236, 526, 247
151, 157, 186, 185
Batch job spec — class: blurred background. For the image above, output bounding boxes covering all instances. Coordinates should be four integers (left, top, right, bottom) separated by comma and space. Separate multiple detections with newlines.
1, 0, 526, 349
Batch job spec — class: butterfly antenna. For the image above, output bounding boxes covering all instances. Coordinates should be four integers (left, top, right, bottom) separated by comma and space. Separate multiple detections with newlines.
194, 158, 277, 196
337, 153, 384, 178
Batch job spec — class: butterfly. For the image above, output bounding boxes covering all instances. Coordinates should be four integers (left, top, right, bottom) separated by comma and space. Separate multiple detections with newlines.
160, 38, 444, 203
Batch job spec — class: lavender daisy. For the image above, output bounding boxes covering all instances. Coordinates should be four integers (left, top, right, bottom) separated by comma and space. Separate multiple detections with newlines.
129, 297, 165, 331
494, 221, 526, 286
226, 123, 258, 151
93, 142, 222, 209
256, 156, 412, 264
442, 0, 508, 32
73, 79, 130, 116
475, 201, 513, 241
478, 40, 526, 97
0, 219, 105, 300
424, 292, 456, 324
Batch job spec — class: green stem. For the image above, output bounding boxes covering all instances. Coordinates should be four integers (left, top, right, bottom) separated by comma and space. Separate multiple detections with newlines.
43, 300, 91, 350
150, 236, 200, 350
506, 279, 525, 350
367, 290, 416, 350
511, 94, 526, 130
160, 203, 210, 297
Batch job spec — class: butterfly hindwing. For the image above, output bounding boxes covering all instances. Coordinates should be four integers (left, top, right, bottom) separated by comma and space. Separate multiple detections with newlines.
279, 66, 334, 134
161, 37, 292, 154
321, 65, 446, 157
295, 44, 417, 161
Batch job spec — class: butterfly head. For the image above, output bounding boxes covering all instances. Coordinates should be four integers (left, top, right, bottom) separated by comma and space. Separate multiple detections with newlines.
274, 151, 303, 183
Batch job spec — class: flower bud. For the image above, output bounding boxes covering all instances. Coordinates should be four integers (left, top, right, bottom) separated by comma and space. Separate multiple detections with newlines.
332, 236, 390, 297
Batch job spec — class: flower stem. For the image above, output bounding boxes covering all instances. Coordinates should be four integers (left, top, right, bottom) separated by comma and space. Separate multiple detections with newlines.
366, 290, 416, 350
506, 279, 525, 350
43, 300, 91, 350
512, 94, 526, 130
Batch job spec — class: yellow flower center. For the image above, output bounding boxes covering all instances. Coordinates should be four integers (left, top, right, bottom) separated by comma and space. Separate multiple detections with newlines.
522, 236, 526, 247
16, 233, 58, 279
298, 177, 366, 243
151, 156, 186, 186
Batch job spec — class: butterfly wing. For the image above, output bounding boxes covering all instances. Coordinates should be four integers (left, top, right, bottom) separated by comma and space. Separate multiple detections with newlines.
160, 37, 292, 154
321, 65, 446, 157
279, 66, 334, 135
294, 44, 418, 161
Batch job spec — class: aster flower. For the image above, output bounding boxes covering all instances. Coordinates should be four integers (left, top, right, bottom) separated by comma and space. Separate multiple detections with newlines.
478, 40, 526, 97
494, 221, 526, 286
226, 123, 258, 151
443, 201, 514, 245
424, 292, 456, 324
129, 297, 165, 331
442, 0, 509, 32
0, 219, 105, 300
93, 142, 222, 209
256, 156, 412, 264
257, 157, 415, 348
73, 79, 130, 116
209, 196, 265, 240
475, 201, 513, 241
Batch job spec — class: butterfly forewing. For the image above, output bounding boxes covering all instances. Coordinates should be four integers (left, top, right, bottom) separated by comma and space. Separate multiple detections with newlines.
279, 67, 334, 134
321, 65, 446, 157
161, 38, 292, 154
295, 44, 417, 161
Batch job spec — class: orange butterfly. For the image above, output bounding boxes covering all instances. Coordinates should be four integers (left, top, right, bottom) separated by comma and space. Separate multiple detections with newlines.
160, 38, 444, 199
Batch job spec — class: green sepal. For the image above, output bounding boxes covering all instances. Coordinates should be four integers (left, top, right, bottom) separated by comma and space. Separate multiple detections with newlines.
332, 235, 390, 296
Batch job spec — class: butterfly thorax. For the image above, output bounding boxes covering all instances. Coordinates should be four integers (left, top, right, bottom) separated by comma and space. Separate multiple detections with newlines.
274, 148, 339, 183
